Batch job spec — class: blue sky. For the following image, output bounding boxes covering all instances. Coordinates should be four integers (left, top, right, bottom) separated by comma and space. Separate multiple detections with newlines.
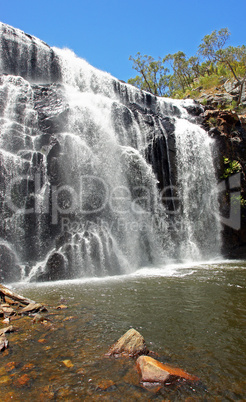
1, 0, 246, 82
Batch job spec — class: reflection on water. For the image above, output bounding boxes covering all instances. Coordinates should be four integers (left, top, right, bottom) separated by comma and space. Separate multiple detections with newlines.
1, 261, 245, 400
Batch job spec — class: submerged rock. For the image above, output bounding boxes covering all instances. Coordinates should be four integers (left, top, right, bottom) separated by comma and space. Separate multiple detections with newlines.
136, 355, 199, 384
62, 360, 74, 368
105, 328, 149, 357
15, 373, 30, 388
95, 379, 115, 391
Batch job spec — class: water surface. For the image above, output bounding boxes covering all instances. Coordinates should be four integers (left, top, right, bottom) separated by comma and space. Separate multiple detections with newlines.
1, 260, 245, 401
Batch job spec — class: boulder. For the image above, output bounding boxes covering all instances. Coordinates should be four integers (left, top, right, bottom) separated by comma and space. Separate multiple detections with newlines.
105, 328, 149, 357
136, 355, 199, 384
223, 79, 246, 103
35, 252, 68, 282
45, 252, 67, 281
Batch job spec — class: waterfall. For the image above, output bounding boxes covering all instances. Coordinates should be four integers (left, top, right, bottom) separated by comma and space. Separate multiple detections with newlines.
0, 22, 222, 282
174, 116, 222, 260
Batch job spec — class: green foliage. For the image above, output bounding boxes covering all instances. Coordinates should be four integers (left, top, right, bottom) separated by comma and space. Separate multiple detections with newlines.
199, 74, 221, 89
207, 116, 217, 127
230, 194, 246, 213
217, 64, 228, 76
221, 157, 242, 179
226, 100, 238, 111
189, 89, 200, 99
164, 52, 193, 93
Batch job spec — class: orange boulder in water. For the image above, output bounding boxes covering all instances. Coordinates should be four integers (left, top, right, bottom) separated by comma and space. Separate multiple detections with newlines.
136, 355, 199, 384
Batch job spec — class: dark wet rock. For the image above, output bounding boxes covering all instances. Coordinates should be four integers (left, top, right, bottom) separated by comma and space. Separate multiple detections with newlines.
0, 22, 62, 83
32, 252, 69, 282
36, 252, 68, 282
105, 328, 149, 357
136, 355, 199, 384
183, 101, 203, 116
34, 84, 68, 134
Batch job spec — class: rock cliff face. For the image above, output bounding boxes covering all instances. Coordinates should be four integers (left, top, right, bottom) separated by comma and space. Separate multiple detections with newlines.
202, 109, 246, 258
0, 23, 61, 82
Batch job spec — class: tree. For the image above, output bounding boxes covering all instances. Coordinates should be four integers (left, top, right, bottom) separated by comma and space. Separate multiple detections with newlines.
128, 53, 171, 96
198, 28, 246, 105
164, 52, 193, 92
128, 28, 246, 105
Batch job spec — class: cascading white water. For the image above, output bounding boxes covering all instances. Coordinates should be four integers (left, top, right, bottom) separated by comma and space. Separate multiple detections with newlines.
43, 48, 169, 277
157, 97, 222, 261
0, 23, 222, 282
174, 117, 222, 260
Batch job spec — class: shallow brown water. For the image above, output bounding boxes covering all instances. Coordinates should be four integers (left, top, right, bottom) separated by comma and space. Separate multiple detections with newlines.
0, 260, 245, 401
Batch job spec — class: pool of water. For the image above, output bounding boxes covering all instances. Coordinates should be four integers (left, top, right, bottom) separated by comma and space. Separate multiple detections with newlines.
1, 260, 246, 400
